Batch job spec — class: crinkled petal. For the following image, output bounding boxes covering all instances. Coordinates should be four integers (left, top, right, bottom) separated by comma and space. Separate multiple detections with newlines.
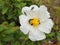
28, 10, 40, 18
20, 26, 30, 34
19, 15, 30, 34
22, 7, 30, 15
38, 19, 54, 34
40, 5, 47, 11
19, 15, 29, 25
30, 5, 38, 11
39, 5, 50, 21
26, 5, 39, 18
29, 28, 46, 41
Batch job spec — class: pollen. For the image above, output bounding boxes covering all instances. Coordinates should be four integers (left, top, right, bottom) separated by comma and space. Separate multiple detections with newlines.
29, 18, 40, 27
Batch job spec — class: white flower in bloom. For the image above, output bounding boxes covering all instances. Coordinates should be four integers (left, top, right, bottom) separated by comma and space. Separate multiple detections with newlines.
19, 5, 54, 41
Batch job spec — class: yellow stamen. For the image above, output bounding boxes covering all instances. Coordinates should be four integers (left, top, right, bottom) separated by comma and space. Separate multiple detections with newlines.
29, 18, 40, 27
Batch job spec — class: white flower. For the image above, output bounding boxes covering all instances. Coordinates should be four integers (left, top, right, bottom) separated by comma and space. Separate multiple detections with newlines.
19, 5, 54, 41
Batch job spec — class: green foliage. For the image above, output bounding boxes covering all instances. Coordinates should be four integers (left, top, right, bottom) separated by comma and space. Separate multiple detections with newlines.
0, 42, 2, 45
0, 0, 60, 45
57, 31, 60, 41
55, 7, 60, 17
11, 41, 20, 45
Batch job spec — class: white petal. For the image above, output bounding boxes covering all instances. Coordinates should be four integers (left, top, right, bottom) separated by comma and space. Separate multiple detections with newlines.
20, 26, 30, 34
19, 15, 31, 34
39, 5, 50, 20
30, 5, 38, 11
22, 7, 30, 15
38, 19, 54, 34
29, 29, 46, 41
22, 5, 39, 17
40, 5, 47, 11
22, 5, 40, 18
19, 15, 29, 25
26, 5, 39, 18
28, 10, 39, 18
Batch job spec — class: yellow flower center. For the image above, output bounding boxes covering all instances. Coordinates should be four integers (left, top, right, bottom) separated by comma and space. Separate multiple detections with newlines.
29, 18, 40, 27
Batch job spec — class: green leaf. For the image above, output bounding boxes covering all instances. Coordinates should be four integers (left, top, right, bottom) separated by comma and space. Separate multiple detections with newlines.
4, 26, 18, 34
46, 32, 55, 37
12, 41, 20, 45
0, 42, 3, 45
0, 34, 4, 40
20, 3, 26, 7
17, 9, 21, 15
4, 29, 15, 34
57, 32, 60, 41
16, 0, 21, 2
0, 1, 5, 7
9, 22, 15, 27
0, 25, 4, 32
2, 6, 9, 14
2, 21, 8, 25
7, 14, 13, 19
3, 35, 13, 41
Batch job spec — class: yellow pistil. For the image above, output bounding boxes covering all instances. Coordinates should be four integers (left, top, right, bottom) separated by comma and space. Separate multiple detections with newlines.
29, 18, 40, 27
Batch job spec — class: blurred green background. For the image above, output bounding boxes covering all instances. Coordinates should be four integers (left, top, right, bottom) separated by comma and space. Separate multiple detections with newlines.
0, 0, 60, 45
